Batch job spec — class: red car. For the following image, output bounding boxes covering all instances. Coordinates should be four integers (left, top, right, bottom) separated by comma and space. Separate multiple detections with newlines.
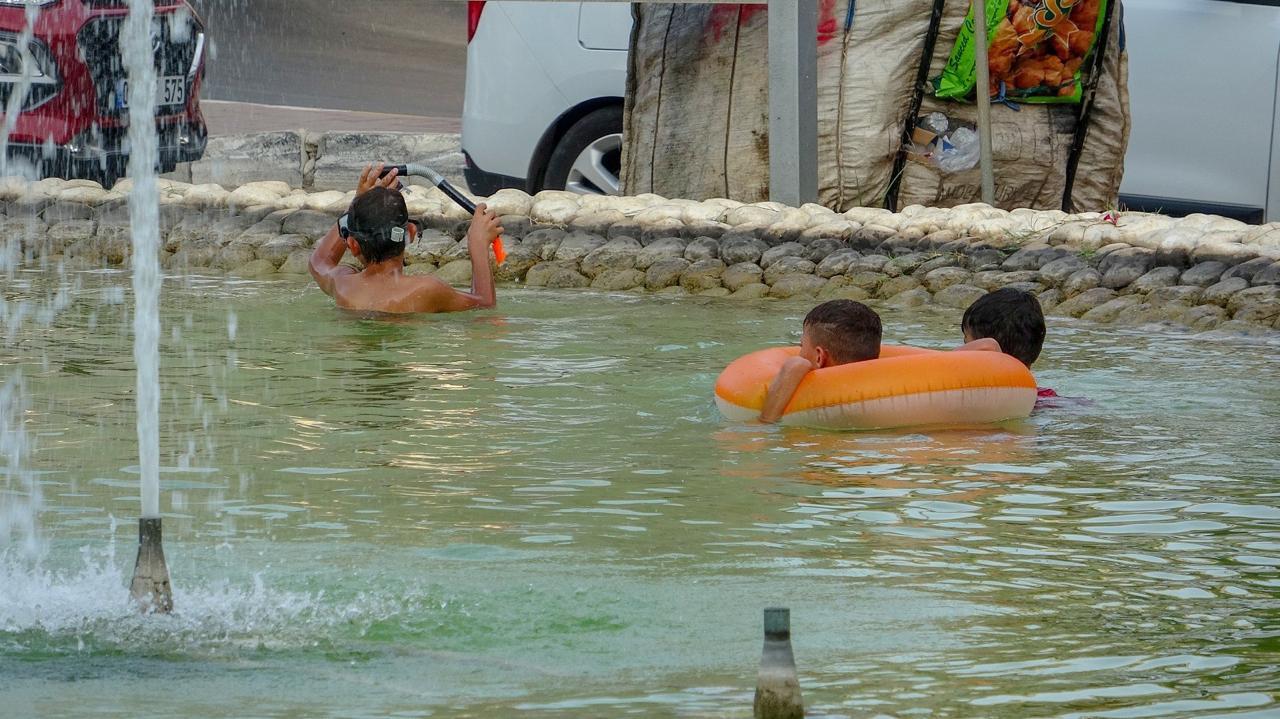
0, 0, 207, 186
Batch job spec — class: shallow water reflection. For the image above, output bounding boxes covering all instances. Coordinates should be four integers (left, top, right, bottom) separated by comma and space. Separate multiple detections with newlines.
2, 272, 1278, 718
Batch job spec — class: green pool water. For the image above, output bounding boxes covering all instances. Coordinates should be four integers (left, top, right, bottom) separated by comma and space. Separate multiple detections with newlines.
2, 270, 1278, 718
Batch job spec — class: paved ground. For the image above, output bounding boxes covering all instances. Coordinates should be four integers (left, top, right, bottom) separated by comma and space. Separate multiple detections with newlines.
201, 100, 460, 137
190, 0, 466, 132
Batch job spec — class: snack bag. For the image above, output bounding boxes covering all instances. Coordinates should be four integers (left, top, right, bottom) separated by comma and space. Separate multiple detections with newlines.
935, 0, 1108, 103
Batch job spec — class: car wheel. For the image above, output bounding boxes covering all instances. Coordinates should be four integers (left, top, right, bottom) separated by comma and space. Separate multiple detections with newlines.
542, 105, 623, 195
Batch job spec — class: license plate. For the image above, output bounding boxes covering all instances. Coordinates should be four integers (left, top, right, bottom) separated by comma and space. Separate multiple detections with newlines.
115, 76, 187, 110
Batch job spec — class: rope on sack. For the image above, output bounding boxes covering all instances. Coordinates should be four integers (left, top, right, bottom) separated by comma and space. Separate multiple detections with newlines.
1062, 0, 1120, 212
885, 0, 947, 212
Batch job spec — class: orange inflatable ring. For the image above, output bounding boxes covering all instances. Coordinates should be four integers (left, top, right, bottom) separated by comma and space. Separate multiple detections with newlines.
715, 345, 1037, 429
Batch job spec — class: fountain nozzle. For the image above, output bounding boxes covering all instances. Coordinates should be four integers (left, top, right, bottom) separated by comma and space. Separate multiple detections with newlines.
129, 516, 173, 614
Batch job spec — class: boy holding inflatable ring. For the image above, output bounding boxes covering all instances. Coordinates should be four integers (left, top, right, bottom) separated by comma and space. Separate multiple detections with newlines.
958, 288, 1059, 403
759, 300, 883, 424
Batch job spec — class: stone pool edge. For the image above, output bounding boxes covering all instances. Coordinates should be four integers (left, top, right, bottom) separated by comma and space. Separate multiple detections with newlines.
4, 177, 1279, 335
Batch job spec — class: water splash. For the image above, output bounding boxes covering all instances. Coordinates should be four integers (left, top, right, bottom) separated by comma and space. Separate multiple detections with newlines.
0, 375, 42, 559
0, 543, 359, 649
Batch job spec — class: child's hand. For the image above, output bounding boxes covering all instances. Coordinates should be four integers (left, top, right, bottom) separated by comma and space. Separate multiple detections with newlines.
356, 163, 399, 196
466, 204, 504, 248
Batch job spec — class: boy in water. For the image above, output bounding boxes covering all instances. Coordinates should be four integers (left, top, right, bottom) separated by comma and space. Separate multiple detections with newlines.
759, 300, 883, 423
960, 288, 1058, 401
309, 164, 503, 313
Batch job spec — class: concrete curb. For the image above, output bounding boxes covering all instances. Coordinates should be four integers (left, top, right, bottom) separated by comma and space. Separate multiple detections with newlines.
163, 131, 465, 191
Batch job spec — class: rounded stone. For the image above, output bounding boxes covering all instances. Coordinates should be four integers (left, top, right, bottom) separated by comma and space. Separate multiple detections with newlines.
645, 257, 691, 290
1099, 247, 1155, 289
974, 270, 1040, 292
683, 237, 720, 262
280, 209, 334, 240
524, 260, 578, 287
278, 250, 311, 275
1126, 266, 1182, 293
607, 221, 642, 240
435, 259, 473, 284
912, 255, 960, 277
215, 243, 257, 270
923, 267, 973, 292
256, 234, 310, 266
680, 259, 727, 292
1180, 304, 1227, 331
1002, 245, 1067, 271
553, 231, 606, 261
848, 254, 890, 273
588, 268, 645, 291
580, 238, 641, 278
636, 238, 688, 270
1202, 277, 1250, 306
228, 258, 277, 278
815, 249, 862, 278
640, 218, 687, 245
886, 288, 932, 308
1039, 255, 1089, 286
722, 262, 765, 291
544, 267, 591, 289
1081, 295, 1143, 323
818, 282, 870, 301
1249, 261, 1280, 286
1037, 288, 1062, 312
721, 236, 769, 265
844, 271, 887, 291
963, 247, 1005, 271
1222, 256, 1273, 283
494, 247, 541, 282
572, 210, 626, 235
1148, 285, 1204, 306
876, 275, 922, 299
932, 283, 987, 309
763, 256, 816, 285
760, 242, 806, 269
767, 274, 826, 299
521, 228, 566, 256
804, 238, 845, 263
730, 282, 770, 299
1053, 287, 1118, 317
1226, 285, 1280, 315
850, 225, 896, 250
1063, 267, 1103, 297
882, 252, 929, 277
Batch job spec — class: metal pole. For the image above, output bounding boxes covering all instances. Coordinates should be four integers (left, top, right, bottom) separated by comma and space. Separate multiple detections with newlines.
768, 0, 818, 206
972, 0, 996, 204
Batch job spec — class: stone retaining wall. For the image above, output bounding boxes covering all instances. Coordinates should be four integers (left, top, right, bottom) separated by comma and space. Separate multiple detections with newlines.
4, 177, 1278, 334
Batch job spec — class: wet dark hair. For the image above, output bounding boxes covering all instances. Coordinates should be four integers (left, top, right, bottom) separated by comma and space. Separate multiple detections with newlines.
961, 288, 1046, 368
348, 187, 409, 263
803, 300, 882, 364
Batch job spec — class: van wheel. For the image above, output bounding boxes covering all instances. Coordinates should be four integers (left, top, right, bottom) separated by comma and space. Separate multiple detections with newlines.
543, 105, 623, 195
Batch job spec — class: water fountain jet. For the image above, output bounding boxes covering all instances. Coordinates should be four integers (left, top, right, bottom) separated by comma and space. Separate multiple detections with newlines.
121, 0, 170, 614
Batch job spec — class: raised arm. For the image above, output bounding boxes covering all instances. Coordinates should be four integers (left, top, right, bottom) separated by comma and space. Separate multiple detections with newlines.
758, 356, 816, 424
308, 224, 351, 297
310, 164, 401, 297
443, 203, 503, 310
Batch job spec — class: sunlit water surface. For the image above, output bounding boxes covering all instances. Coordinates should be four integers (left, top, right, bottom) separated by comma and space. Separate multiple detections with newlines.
2, 271, 1278, 718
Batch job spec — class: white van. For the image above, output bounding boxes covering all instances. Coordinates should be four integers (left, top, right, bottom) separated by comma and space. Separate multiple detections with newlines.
461, 0, 1280, 223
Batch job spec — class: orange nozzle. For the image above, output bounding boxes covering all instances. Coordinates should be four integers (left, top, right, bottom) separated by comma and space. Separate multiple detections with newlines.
493, 237, 507, 264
